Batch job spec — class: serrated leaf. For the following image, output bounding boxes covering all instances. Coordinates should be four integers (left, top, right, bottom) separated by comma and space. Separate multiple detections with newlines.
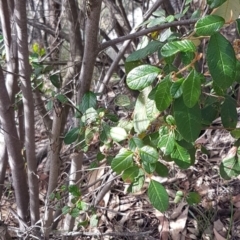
155, 76, 172, 111
110, 127, 128, 142
126, 40, 163, 62
111, 148, 133, 174
161, 40, 196, 57
148, 180, 169, 212
155, 162, 169, 177
126, 65, 160, 90
212, 0, 240, 22
64, 127, 79, 144
174, 97, 201, 142
221, 96, 238, 129
79, 91, 96, 113
195, 15, 224, 36
158, 132, 175, 155
68, 185, 81, 197
206, 32, 236, 89
170, 78, 184, 98
122, 166, 140, 183
171, 143, 192, 168
139, 145, 158, 163
182, 70, 201, 108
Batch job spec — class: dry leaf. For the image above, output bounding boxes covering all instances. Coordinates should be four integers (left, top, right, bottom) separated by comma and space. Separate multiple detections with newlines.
170, 206, 189, 240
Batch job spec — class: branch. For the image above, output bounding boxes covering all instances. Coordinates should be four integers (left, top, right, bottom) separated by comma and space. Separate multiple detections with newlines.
98, 18, 198, 52
27, 19, 70, 42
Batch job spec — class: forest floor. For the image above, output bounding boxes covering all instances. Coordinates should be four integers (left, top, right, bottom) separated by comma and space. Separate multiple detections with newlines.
2, 108, 240, 240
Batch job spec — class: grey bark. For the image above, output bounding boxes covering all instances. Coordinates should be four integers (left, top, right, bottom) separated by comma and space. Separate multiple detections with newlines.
77, 0, 103, 105
14, 0, 40, 225
0, 65, 28, 226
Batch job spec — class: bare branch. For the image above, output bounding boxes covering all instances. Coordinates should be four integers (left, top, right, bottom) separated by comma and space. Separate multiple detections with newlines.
99, 18, 198, 52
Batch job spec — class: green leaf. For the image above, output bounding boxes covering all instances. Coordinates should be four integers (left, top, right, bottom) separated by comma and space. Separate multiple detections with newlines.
158, 132, 175, 155
81, 108, 98, 124
147, 17, 166, 27
68, 185, 81, 197
170, 78, 184, 98
161, 40, 196, 57
126, 40, 163, 62
50, 75, 61, 88
134, 88, 150, 134
110, 127, 128, 142
122, 166, 140, 183
155, 75, 172, 111
207, 0, 227, 8
139, 145, 159, 163
220, 155, 240, 180
155, 162, 169, 177
171, 143, 191, 169
182, 69, 201, 108
231, 129, 240, 139
221, 96, 238, 129
85, 127, 97, 145
71, 208, 80, 218
90, 214, 98, 227
56, 94, 68, 104
174, 97, 201, 142
148, 180, 169, 212
236, 19, 240, 36
195, 15, 224, 36
129, 137, 144, 151
206, 33, 236, 89
62, 206, 70, 215
79, 91, 97, 113
142, 162, 156, 174
127, 169, 145, 193
126, 65, 160, 90
142, 132, 159, 148
201, 104, 219, 125
111, 148, 133, 174
118, 119, 133, 132
114, 94, 131, 107
186, 192, 201, 205
99, 122, 110, 142
125, 60, 142, 74
165, 115, 176, 125
64, 127, 79, 144
145, 89, 159, 121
